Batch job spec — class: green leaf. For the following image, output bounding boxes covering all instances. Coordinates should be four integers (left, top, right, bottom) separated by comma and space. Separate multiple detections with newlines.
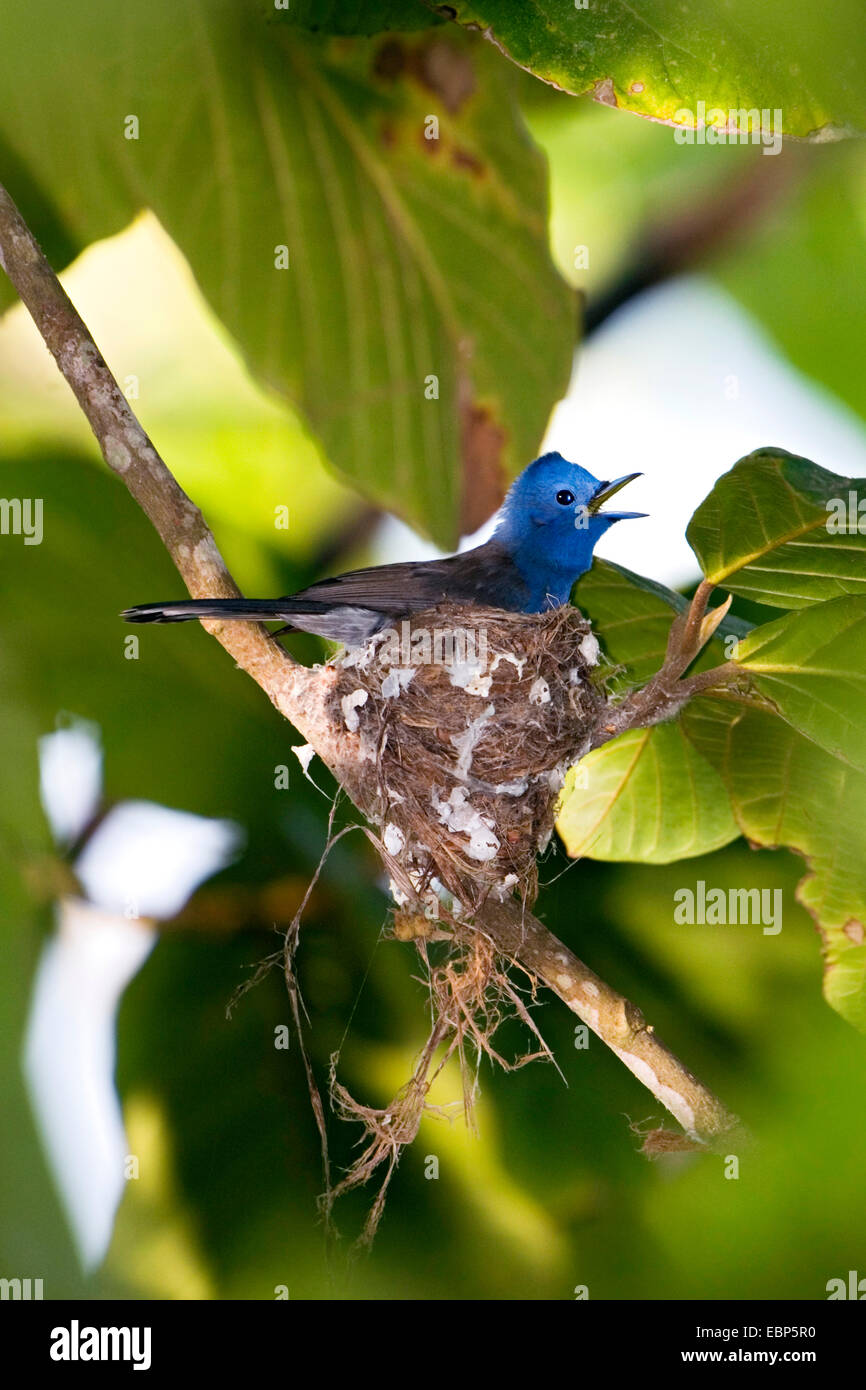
0, 210, 358, 576
684, 702, 866, 1031
575, 558, 684, 686
575, 557, 749, 687
0, 2, 574, 545
0, 131, 94, 315
733, 596, 866, 773
686, 449, 866, 608
444, 0, 866, 137
563, 558, 751, 863
556, 722, 739, 865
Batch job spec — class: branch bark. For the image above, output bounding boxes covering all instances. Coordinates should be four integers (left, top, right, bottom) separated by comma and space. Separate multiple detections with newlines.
0, 181, 744, 1150
589, 582, 741, 752
485, 901, 741, 1146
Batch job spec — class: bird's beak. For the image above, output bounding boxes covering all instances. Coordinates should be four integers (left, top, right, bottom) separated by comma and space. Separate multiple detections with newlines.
586, 471, 645, 518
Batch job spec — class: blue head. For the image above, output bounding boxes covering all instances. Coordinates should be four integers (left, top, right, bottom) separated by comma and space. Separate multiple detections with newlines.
495, 452, 645, 611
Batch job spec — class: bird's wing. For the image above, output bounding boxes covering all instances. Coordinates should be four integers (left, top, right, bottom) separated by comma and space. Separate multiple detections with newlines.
120, 542, 528, 647
289, 560, 451, 613
288, 542, 520, 615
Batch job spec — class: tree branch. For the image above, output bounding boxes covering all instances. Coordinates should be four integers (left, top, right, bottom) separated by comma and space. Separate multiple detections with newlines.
485, 901, 742, 1147
0, 183, 319, 722
589, 583, 742, 752
0, 181, 743, 1150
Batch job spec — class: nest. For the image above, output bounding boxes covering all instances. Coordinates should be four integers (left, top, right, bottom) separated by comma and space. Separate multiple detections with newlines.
327, 602, 604, 916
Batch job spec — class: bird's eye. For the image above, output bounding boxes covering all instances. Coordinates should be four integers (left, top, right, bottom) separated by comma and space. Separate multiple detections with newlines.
556, 489, 575, 506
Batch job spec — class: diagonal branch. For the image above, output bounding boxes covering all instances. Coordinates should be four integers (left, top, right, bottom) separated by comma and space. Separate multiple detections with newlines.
0, 181, 744, 1151
485, 901, 742, 1147
0, 182, 306, 712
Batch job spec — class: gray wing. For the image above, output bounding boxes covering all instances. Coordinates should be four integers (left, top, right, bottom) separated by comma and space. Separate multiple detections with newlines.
281, 540, 527, 643
290, 540, 523, 613
120, 541, 527, 643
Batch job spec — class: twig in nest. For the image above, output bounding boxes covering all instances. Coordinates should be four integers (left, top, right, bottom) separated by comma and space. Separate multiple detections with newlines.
588, 581, 740, 751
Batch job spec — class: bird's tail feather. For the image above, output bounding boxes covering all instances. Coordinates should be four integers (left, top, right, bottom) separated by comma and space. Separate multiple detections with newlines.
122, 599, 294, 624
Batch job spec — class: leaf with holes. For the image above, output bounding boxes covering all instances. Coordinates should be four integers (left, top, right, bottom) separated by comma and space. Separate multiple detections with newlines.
687, 449, 866, 609
556, 721, 739, 865
0, 1, 574, 545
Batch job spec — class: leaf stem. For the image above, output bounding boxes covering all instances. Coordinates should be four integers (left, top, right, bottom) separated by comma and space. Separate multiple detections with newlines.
589, 585, 743, 750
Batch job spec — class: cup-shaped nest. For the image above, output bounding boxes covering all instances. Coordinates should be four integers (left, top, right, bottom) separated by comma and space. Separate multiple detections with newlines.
328, 602, 605, 916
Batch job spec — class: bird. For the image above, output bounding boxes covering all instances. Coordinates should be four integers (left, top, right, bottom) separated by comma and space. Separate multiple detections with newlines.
122, 453, 644, 645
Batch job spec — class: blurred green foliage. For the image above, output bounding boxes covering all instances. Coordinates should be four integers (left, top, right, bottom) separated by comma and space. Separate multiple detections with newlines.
0, 0, 574, 545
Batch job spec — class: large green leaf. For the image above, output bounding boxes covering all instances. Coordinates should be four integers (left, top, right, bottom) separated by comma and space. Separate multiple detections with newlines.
0, 132, 91, 317
559, 560, 748, 863
0, 1, 574, 545
574, 559, 684, 687
565, 550, 750, 865
575, 557, 749, 688
733, 596, 866, 774
685, 701, 866, 1031
687, 449, 866, 608
557, 721, 739, 865
0, 211, 358, 580
442, 0, 866, 137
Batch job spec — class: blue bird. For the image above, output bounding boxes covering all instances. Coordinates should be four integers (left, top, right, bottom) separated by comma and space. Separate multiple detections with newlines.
123, 453, 644, 645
